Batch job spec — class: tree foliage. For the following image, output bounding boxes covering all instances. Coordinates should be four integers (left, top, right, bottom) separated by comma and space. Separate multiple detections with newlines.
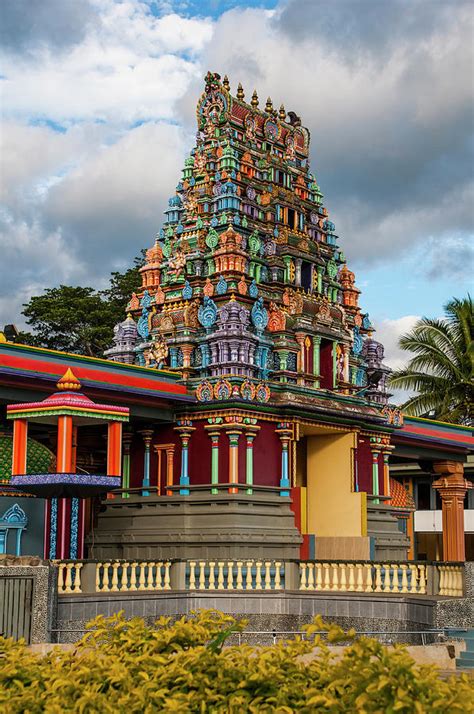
18, 254, 144, 358
1, 610, 472, 712
389, 295, 473, 424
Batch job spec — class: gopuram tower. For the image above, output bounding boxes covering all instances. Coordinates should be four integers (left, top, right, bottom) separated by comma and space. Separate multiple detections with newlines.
98, 72, 407, 563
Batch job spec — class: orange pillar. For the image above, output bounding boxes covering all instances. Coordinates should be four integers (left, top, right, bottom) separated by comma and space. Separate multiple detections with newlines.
107, 421, 123, 476
57, 415, 74, 472
12, 419, 28, 475
227, 428, 241, 494
433, 461, 472, 562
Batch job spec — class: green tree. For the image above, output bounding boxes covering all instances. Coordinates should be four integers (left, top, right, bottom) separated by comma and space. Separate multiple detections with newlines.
19, 255, 143, 357
389, 295, 473, 424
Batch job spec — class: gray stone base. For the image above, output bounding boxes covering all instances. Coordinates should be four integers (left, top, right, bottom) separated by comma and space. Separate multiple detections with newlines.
87, 491, 302, 560
56, 590, 442, 644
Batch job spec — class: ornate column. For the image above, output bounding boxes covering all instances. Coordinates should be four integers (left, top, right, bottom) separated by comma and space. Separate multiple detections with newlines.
12, 418, 28, 475
166, 446, 175, 495
342, 344, 350, 383
433, 461, 472, 562
294, 258, 302, 287
175, 419, 195, 495
139, 429, 154, 496
207, 430, 220, 495
317, 266, 324, 294
276, 423, 292, 497
312, 335, 321, 387
369, 440, 381, 504
295, 332, 305, 385
227, 428, 242, 494
181, 344, 194, 380
244, 424, 259, 495
381, 444, 394, 497
121, 430, 133, 499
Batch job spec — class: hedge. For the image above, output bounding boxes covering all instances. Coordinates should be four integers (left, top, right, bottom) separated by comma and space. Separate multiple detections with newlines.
0, 610, 472, 712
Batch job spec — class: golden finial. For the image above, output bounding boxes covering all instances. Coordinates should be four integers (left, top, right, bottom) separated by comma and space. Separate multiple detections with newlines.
57, 368, 81, 391
223, 74, 230, 91
265, 97, 273, 113
230, 292, 236, 301
251, 89, 259, 107
279, 104, 286, 121
237, 82, 244, 100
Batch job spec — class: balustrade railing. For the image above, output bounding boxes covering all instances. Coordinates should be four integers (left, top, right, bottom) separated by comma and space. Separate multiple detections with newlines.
437, 564, 463, 597
299, 562, 427, 594
56, 559, 465, 597
187, 560, 283, 591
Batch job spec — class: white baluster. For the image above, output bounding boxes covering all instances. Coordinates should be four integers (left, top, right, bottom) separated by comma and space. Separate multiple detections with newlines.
374, 565, 382, 592
236, 562, 243, 590
356, 564, 364, 592
57, 564, 65, 593
418, 564, 427, 594
102, 562, 111, 592
264, 562, 272, 590
339, 564, 347, 592
217, 562, 225, 590
255, 561, 262, 589
300, 563, 307, 590
199, 561, 206, 589
307, 563, 315, 591
120, 562, 129, 591
95, 563, 102, 592
274, 562, 282, 590
189, 561, 196, 590
315, 563, 323, 591
323, 563, 331, 591
155, 562, 162, 590
245, 561, 253, 590
208, 562, 216, 589
347, 564, 355, 592
407, 564, 417, 594
146, 562, 155, 590
111, 562, 120, 592
400, 565, 408, 593
227, 561, 234, 590
129, 563, 138, 591
163, 562, 171, 590
331, 563, 339, 592
365, 564, 373, 592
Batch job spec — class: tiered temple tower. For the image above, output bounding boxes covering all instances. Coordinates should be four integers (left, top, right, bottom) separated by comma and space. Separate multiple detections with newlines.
107, 71, 390, 406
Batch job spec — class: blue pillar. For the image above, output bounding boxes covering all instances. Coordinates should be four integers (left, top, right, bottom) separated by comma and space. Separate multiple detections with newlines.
276, 424, 292, 497
140, 429, 154, 496
175, 421, 195, 496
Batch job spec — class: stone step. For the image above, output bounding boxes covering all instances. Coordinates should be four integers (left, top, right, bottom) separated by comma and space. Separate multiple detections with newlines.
456, 652, 474, 669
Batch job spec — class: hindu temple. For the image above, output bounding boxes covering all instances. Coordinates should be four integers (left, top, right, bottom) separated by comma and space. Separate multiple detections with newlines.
1, 73, 473, 650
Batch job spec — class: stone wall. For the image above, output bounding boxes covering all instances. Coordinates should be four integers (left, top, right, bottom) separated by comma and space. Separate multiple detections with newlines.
0, 556, 57, 643
56, 590, 438, 644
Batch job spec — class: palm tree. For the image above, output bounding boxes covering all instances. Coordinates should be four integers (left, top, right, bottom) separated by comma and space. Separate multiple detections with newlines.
389, 295, 473, 425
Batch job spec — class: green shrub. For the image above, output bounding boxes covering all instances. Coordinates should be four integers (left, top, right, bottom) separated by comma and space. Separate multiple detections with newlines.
0, 610, 472, 712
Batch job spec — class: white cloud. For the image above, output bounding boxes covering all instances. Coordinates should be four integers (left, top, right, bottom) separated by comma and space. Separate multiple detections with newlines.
1, 2, 213, 124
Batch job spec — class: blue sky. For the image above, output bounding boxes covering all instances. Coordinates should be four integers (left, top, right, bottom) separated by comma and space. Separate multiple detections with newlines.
0, 0, 472, 369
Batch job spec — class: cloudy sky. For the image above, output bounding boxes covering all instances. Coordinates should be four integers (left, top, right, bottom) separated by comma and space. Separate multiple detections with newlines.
1, 0, 473, 372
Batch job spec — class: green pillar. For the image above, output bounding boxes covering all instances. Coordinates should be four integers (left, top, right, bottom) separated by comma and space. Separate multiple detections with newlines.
317, 266, 323, 293
209, 431, 220, 495
245, 432, 256, 495
121, 431, 133, 499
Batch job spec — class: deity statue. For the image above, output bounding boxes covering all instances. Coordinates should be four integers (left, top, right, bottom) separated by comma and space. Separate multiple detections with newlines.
167, 248, 186, 280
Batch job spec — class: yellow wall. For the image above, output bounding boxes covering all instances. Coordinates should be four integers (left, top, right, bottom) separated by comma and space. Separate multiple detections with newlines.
307, 432, 365, 537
